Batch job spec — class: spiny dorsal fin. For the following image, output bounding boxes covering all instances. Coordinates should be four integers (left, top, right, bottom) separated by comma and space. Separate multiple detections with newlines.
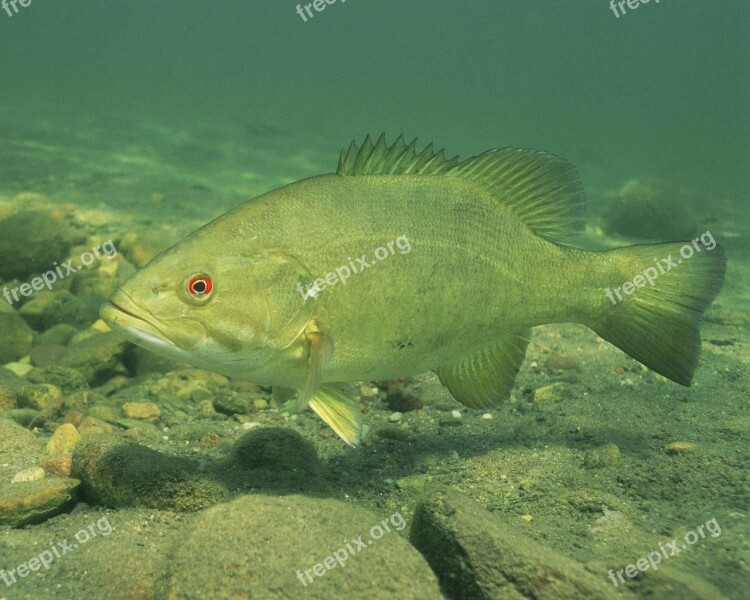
337, 133, 460, 176
336, 134, 586, 242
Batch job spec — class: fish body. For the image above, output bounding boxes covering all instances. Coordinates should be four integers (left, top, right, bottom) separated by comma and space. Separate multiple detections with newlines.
101, 135, 726, 445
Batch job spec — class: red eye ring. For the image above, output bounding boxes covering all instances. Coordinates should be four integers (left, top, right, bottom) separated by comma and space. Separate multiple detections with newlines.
187, 274, 213, 297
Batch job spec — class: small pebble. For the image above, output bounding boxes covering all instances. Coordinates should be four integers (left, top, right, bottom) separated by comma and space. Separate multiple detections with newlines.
39, 454, 73, 477
450, 410, 462, 419
241, 421, 262, 430
122, 401, 161, 421
78, 416, 114, 437
520, 514, 534, 522
664, 441, 697, 455
481, 412, 492, 420
11, 467, 46, 483
3, 362, 34, 377
360, 386, 379, 398
388, 412, 403, 423
532, 382, 569, 403
46, 423, 81, 454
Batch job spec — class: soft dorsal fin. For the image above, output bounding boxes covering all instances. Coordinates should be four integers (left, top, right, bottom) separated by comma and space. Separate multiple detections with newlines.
445, 148, 586, 241
336, 134, 586, 242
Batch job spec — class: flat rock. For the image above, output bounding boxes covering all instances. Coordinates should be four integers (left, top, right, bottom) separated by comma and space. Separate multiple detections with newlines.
411, 487, 628, 600
0, 477, 79, 526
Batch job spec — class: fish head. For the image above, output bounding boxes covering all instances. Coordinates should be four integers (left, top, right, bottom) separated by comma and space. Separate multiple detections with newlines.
100, 237, 315, 377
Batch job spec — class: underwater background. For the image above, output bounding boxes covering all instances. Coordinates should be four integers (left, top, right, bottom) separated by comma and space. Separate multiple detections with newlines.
0, 1, 748, 599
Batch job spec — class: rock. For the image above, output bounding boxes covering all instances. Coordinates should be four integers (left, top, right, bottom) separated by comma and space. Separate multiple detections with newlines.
583, 443, 622, 468
39, 453, 73, 477
26, 365, 89, 392
0, 210, 73, 279
29, 343, 67, 367
72, 434, 227, 511
147, 368, 229, 401
212, 390, 256, 415
0, 418, 45, 480
1, 407, 39, 427
34, 322, 78, 346
56, 332, 129, 385
628, 564, 729, 599
64, 390, 107, 412
164, 495, 443, 599
77, 415, 114, 437
0, 508, 164, 599
11, 466, 45, 483
0, 366, 27, 409
86, 404, 121, 424
16, 383, 64, 417
64, 410, 84, 427
384, 387, 424, 412
396, 474, 433, 496
69, 263, 121, 299
19, 290, 98, 330
532, 381, 572, 403
122, 401, 161, 421
229, 427, 325, 493
603, 179, 699, 240
118, 227, 183, 267
0, 310, 34, 363
3, 361, 34, 377
389, 411, 403, 422
545, 354, 581, 371
664, 441, 697, 455
411, 487, 625, 600
0, 477, 80, 526
126, 345, 189, 376
46, 423, 82, 454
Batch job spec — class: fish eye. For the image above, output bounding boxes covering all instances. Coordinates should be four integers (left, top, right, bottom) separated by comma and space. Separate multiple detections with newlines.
185, 273, 214, 302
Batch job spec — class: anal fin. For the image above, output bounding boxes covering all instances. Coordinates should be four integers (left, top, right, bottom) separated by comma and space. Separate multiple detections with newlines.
435, 330, 530, 408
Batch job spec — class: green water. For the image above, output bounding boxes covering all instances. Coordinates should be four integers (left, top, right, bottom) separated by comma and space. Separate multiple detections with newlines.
0, 1, 748, 599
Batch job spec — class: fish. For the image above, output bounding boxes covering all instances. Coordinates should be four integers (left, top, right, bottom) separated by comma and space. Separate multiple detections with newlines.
100, 134, 726, 446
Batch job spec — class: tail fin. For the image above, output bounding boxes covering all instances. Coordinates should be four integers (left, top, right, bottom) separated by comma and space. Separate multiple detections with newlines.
594, 240, 725, 385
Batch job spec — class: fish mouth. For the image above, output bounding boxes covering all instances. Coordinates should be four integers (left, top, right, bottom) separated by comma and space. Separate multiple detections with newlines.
100, 290, 179, 349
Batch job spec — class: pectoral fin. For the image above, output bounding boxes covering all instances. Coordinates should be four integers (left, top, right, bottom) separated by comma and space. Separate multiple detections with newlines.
308, 384, 366, 447
435, 330, 530, 408
294, 321, 333, 411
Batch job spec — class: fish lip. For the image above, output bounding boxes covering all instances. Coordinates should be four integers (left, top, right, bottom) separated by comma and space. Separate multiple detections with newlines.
100, 290, 178, 348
